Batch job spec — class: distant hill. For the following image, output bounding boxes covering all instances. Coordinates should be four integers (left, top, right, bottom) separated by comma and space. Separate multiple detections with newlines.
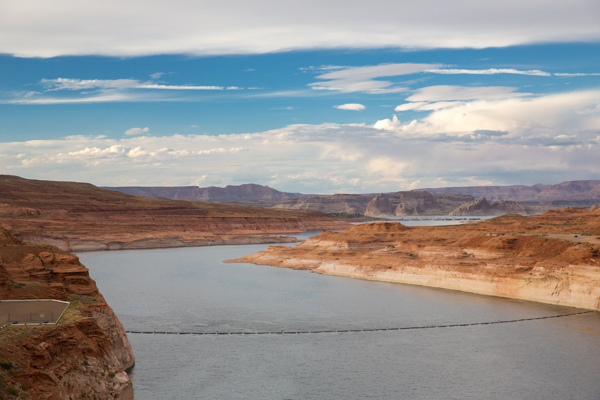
104, 183, 309, 207
104, 179, 600, 216
418, 180, 600, 214
0, 175, 349, 251
420, 180, 600, 202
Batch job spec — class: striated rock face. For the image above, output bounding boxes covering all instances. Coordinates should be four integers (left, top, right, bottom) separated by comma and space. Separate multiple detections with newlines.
0, 175, 349, 252
365, 192, 472, 217
0, 227, 135, 399
274, 194, 371, 215
233, 207, 600, 310
449, 197, 528, 216
276, 191, 473, 217
423, 179, 600, 201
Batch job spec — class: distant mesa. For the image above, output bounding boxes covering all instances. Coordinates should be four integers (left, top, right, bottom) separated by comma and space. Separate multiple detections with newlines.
364, 192, 473, 217
103, 183, 309, 207
422, 180, 600, 202
104, 179, 600, 217
449, 197, 528, 216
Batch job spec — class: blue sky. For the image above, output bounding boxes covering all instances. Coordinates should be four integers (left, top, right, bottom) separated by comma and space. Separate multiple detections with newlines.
1, 0, 599, 194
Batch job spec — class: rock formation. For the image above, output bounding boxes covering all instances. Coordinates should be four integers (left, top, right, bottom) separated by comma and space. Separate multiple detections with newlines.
275, 191, 473, 217
274, 194, 371, 216
422, 180, 600, 213
365, 192, 473, 217
233, 207, 600, 311
0, 175, 349, 251
0, 227, 135, 399
449, 197, 527, 216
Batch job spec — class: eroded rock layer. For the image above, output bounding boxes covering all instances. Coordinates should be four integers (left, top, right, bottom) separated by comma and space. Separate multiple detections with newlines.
0, 175, 349, 251
234, 207, 600, 310
0, 227, 135, 399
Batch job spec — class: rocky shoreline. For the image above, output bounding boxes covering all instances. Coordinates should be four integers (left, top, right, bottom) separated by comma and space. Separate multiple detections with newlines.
233, 207, 600, 311
18, 232, 301, 252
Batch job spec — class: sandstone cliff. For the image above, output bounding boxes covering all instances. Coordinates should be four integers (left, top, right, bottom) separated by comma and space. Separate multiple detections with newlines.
0, 227, 135, 399
423, 180, 600, 202
274, 194, 371, 216
234, 207, 600, 311
365, 192, 473, 217
275, 191, 474, 217
449, 197, 527, 216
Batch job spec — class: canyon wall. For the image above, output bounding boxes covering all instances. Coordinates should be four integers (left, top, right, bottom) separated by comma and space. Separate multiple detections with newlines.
0, 227, 135, 399
275, 191, 475, 217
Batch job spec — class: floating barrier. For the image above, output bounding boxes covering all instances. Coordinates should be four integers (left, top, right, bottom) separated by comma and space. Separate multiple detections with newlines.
125, 310, 595, 336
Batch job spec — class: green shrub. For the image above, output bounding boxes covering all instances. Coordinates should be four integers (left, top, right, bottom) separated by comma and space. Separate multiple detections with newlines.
0, 360, 13, 370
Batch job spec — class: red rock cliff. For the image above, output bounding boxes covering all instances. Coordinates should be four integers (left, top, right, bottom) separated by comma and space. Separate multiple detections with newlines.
0, 227, 135, 399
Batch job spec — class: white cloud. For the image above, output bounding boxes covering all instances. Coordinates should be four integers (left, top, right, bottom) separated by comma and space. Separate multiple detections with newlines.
42, 78, 226, 91
335, 103, 366, 111
124, 127, 149, 136
376, 88, 600, 137
426, 68, 551, 76
137, 84, 225, 90
3, 77, 237, 104
2, 1, 599, 57
309, 63, 438, 93
554, 73, 600, 77
406, 85, 528, 102
1, 87, 598, 192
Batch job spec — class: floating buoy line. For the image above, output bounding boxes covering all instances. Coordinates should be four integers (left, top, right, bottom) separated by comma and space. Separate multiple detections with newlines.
126, 310, 595, 336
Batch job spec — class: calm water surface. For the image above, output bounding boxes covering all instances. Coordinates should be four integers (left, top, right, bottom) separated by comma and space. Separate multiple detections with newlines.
79, 228, 600, 400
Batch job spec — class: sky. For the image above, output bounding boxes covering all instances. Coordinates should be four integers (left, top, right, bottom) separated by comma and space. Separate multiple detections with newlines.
0, 0, 599, 194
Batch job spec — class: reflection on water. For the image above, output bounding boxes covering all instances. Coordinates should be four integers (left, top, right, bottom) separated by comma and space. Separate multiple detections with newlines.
79, 229, 600, 400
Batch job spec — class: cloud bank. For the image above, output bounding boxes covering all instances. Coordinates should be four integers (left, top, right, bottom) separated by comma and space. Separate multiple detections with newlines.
1, 88, 598, 193
2, 0, 599, 57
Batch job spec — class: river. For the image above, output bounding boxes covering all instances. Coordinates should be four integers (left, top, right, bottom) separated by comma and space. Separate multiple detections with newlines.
79, 224, 600, 399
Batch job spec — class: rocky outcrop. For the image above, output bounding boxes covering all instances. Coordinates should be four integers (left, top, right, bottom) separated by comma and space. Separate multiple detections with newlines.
233, 208, 600, 311
276, 191, 474, 217
449, 197, 528, 216
365, 192, 473, 217
0, 227, 135, 399
274, 194, 370, 216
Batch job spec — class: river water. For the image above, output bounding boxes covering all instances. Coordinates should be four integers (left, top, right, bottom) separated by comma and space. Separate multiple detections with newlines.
79, 224, 600, 399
